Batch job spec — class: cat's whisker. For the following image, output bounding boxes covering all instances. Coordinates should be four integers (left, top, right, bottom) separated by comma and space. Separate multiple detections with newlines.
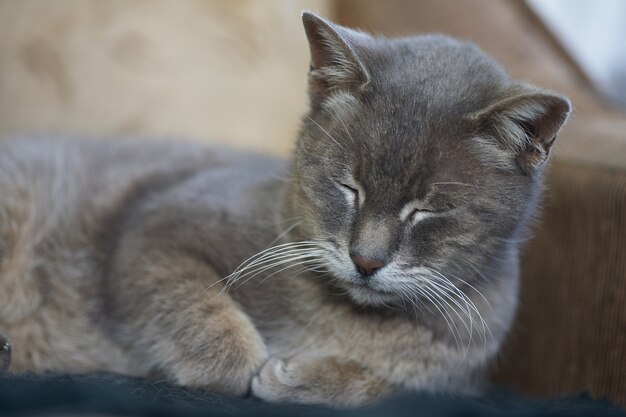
432, 283, 486, 349
228, 248, 315, 280
224, 249, 327, 291
227, 247, 326, 279
416, 286, 461, 350
397, 282, 429, 315
445, 261, 497, 316
398, 281, 435, 315
427, 269, 487, 323
492, 236, 532, 244
420, 284, 467, 340
428, 287, 475, 367
430, 182, 477, 188
334, 110, 356, 145
252, 258, 327, 289
426, 275, 476, 326
225, 253, 324, 292
426, 279, 473, 336
306, 116, 345, 150
426, 268, 493, 353
203, 242, 324, 294
303, 261, 329, 273
227, 241, 323, 276
267, 220, 304, 247
396, 286, 410, 312
269, 216, 304, 226
396, 277, 479, 365
268, 172, 297, 184
231, 247, 321, 275
219, 245, 317, 280
424, 278, 478, 363
397, 268, 482, 357
395, 276, 462, 351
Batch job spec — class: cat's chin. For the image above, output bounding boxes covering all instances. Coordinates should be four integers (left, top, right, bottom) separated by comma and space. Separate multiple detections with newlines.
343, 282, 399, 306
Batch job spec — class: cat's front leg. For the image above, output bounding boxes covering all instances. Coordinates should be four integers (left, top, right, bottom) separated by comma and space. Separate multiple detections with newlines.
251, 356, 391, 408
107, 229, 268, 395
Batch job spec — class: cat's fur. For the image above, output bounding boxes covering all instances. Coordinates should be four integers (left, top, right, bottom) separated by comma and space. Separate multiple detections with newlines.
0, 13, 570, 407
0, 331, 9, 373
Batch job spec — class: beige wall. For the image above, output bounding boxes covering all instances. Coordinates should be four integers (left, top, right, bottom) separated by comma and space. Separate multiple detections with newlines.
0, 0, 333, 155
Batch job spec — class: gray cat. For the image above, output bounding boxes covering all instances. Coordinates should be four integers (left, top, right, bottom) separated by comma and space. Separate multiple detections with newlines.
0, 12, 569, 407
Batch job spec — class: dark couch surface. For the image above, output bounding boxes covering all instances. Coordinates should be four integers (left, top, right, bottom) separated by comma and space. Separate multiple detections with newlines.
0, 373, 624, 417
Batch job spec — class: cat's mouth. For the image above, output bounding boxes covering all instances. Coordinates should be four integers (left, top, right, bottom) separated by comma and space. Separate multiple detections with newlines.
321, 250, 399, 305
341, 280, 398, 305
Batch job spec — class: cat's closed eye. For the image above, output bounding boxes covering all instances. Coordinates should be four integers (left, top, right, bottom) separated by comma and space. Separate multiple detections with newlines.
399, 201, 450, 225
407, 202, 457, 225
336, 181, 359, 205
408, 208, 434, 225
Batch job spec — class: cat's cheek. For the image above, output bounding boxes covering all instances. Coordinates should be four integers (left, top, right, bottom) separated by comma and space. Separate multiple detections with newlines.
405, 217, 457, 258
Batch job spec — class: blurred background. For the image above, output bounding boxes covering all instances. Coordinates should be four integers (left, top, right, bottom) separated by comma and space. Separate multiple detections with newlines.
0, 0, 332, 154
528, 0, 626, 107
0, 0, 624, 407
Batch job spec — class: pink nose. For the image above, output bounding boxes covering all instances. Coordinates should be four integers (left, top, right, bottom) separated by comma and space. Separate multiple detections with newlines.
350, 254, 385, 277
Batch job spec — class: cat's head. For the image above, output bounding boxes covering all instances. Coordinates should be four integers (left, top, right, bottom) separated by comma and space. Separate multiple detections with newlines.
291, 12, 570, 306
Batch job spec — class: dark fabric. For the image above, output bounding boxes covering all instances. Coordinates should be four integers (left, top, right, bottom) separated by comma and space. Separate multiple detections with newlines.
493, 161, 626, 405
0, 373, 624, 417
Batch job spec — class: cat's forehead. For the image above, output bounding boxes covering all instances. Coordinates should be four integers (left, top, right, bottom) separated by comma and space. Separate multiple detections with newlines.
364, 35, 510, 114
336, 37, 509, 181
349, 126, 477, 202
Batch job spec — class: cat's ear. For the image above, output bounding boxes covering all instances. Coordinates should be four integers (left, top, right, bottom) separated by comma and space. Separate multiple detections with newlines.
470, 86, 571, 174
302, 11, 370, 95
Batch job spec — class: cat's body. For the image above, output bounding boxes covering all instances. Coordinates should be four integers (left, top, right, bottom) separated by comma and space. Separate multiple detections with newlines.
0, 138, 279, 375
0, 13, 570, 407
0, 137, 505, 401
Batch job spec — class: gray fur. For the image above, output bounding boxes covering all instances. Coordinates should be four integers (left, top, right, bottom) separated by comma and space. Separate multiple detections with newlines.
0, 331, 9, 373
0, 12, 570, 407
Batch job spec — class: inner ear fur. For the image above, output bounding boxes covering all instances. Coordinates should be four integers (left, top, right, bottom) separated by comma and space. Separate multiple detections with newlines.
302, 11, 370, 96
470, 86, 572, 174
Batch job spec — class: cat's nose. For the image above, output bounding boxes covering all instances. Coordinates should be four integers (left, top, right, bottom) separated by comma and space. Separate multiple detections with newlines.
350, 254, 385, 277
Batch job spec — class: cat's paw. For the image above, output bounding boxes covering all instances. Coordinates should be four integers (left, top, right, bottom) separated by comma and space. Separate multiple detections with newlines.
251, 357, 301, 404
251, 356, 346, 406
251, 355, 390, 407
